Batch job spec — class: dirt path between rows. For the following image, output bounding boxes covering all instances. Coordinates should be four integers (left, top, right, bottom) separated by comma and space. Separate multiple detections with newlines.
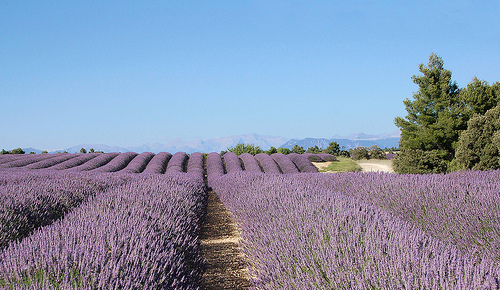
199, 191, 251, 289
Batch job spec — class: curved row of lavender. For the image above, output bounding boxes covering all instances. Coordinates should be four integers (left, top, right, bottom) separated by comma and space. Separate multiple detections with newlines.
0, 172, 207, 289
121, 152, 155, 173
0, 152, 321, 178
206, 152, 225, 188
271, 153, 299, 174
48, 153, 100, 170
0, 154, 27, 165
0, 170, 130, 249
91, 152, 138, 172
166, 152, 188, 173
222, 152, 243, 173
288, 153, 319, 173
0, 153, 59, 168
187, 152, 205, 180
239, 153, 263, 172
24, 153, 79, 169
254, 153, 281, 174
68, 153, 120, 172
142, 152, 172, 174
211, 172, 500, 289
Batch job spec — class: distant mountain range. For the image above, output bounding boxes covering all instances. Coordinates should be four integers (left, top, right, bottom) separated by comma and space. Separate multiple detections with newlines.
21, 132, 400, 154
281, 131, 401, 151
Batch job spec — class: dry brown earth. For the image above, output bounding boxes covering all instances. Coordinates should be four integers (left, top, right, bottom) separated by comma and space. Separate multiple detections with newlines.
199, 191, 251, 289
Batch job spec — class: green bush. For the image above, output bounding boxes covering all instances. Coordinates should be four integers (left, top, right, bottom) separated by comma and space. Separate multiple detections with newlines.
291, 145, 305, 154
227, 143, 264, 156
350, 147, 369, 160
277, 147, 291, 155
453, 105, 500, 171
393, 148, 448, 174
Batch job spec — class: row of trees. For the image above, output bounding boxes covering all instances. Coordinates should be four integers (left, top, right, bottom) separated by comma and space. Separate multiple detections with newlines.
79, 148, 103, 153
0, 148, 26, 154
224, 141, 383, 159
394, 53, 500, 173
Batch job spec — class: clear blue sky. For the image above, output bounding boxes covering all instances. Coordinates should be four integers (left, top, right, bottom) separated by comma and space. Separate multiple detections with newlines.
1, 1, 499, 150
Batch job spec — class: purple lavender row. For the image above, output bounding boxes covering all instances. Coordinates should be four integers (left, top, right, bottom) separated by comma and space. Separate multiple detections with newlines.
316, 153, 337, 162
47, 153, 100, 170
295, 170, 500, 262
187, 152, 205, 180
288, 153, 318, 173
24, 153, 79, 169
142, 152, 172, 174
121, 152, 155, 173
270, 153, 299, 174
0, 173, 207, 289
0, 154, 58, 168
222, 152, 243, 173
302, 153, 323, 162
166, 152, 188, 173
0, 155, 28, 165
0, 170, 125, 249
91, 152, 138, 172
254, 153, 281, 174
239, 153, 262, 172
68, 153, 119, 171
206, 152, 224, 188
211, 172, 500, 289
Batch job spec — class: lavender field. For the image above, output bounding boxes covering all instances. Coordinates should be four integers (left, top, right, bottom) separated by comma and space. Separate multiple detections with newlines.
1, 152, 499, 289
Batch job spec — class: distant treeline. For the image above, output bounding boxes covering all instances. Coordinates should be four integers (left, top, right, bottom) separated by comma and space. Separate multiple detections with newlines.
223, 142, 396, 160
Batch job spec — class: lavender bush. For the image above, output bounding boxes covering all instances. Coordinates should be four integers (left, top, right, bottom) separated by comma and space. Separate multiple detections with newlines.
222, 152, 243, 173
271, 153, 299, 174
0, 172, 207, 289
142, 152, 172, 174
121, 152, 155, 173
239, 153, 262, 172
254, 153, 280, 174
212, 172, 500, 289
166, 152, 188, 173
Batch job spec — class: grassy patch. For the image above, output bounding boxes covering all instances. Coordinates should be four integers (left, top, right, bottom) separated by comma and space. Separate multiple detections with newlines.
317, 157, 362, 173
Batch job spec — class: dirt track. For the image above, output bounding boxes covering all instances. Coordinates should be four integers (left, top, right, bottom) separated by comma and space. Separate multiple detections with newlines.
199, 191, 251, 289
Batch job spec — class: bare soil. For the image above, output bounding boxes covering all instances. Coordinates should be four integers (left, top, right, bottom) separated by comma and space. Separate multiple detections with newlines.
312, 161, 335, 172
199, 191, 251, 289
356, 159, 394, 173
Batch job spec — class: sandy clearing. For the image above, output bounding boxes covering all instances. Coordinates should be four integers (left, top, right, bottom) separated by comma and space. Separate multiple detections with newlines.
357, 162, 394, 173
311, 161, 336, 173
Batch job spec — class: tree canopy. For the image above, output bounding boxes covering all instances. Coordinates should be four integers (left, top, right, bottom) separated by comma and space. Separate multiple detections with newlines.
394, 53, 500, 173
394, 53, 464, 173
452, 104, 500, 171
227, 143, 264, 155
